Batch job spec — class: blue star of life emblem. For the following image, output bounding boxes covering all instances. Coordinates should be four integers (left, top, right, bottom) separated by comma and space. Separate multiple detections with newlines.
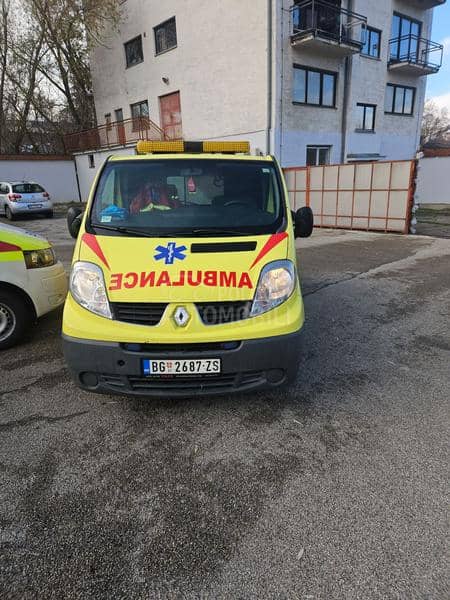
154, 242, 187, 265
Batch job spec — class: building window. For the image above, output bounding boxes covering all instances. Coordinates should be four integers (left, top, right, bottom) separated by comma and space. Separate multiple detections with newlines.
114, 108, 123, 122
154, 17, 177, 55
356, 103, 376, 131
306, 146, 331, 166
130, 100, 149, 131
293, 65, 337, 108
385, 84, 415, 115
361, 26, 381, 58
88, 154, 95, 169
390, 13, 421, 63
124, 35, 144, 68
105, 113, 112, 130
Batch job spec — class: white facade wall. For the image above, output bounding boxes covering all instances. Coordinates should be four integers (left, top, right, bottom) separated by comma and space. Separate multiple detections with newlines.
0, 158, 79, 203
91, 0, 269, 150
416, 156, 450, 205
74, 147, 135, 202
87, 0, 440, 171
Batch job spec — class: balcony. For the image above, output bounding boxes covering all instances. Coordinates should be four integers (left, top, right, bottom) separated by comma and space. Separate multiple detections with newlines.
406, 0, 446, 9
64, 117, 166, 154
388, 34, 443, 75
290, 0, 367, 57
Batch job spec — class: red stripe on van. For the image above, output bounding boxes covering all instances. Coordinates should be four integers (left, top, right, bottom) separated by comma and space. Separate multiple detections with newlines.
0, 241, 21, 252
249, 232, 288, 270
81, 233, 110, 270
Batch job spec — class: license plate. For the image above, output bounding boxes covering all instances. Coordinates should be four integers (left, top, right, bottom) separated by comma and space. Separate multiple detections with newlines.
28, 203, 42, 208
142, 358, 221, 376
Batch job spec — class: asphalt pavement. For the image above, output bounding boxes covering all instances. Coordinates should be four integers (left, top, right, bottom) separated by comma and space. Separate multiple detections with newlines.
0, 216, 449, 599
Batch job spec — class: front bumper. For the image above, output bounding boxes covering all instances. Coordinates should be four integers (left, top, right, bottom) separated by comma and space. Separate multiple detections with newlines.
62, 330, 302, 397
28, 262, 68, 317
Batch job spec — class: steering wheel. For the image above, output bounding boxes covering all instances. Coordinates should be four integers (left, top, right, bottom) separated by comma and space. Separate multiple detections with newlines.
223, 200, 248, 208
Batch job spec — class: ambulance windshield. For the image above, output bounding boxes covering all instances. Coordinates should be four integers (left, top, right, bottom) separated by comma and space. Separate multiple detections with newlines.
89, 159, 284, 236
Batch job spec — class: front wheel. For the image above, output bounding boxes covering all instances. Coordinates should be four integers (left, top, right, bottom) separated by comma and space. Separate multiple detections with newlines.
5, 206, 15, 221
45, 210, 54, 218
0, 290, 33, 350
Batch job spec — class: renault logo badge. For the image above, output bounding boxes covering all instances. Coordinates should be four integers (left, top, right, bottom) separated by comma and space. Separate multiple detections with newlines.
173, 306, 190, 327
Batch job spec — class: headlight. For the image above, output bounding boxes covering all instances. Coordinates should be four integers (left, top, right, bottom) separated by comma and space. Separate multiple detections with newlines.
70, 261, 112, 319
23, 248, 56, 269
251, 260, 296, 317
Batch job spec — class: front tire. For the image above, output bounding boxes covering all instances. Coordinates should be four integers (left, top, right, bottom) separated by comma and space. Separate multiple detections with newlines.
0, 290, 32, 350
5, 206, 15, 221
45, 210, 54, 218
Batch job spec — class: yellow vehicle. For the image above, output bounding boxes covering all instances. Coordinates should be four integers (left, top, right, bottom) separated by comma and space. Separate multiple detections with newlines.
62, 141, 313, 396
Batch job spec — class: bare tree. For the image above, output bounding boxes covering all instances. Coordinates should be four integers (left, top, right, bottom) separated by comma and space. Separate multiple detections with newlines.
26, 0, 120, 130
0, 0, 119, 154
421, 100, 450, 147
0, 0, 11, 152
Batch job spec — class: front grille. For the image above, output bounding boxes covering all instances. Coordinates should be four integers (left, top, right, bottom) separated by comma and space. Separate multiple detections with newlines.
121, 341, 240, 353
98, 371, 266, 394
196, 301, 252, 325
111, 302, 167, 326
111, 301, 253, 327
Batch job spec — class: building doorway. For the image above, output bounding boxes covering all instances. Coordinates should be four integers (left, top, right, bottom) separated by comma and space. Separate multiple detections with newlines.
159, 91, 182, 140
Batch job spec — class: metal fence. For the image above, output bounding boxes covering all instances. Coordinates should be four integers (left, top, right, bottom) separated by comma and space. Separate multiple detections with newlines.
64, 117, 166, 154
284, 160, 416, 233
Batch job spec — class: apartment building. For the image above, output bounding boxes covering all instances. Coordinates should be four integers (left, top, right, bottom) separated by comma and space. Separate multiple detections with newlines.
70, 0, 444, 174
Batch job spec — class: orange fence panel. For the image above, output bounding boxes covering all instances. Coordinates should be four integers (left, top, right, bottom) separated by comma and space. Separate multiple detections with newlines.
283, 159, 416, 234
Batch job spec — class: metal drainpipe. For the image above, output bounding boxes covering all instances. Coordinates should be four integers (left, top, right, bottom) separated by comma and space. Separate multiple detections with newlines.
279, 2, 285, 164
341, 0, 354, 163
267, 0, 273, 155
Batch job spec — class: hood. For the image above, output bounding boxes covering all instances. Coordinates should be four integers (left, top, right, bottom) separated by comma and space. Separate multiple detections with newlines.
78, 232, 289, 302
0, 223, 49, 251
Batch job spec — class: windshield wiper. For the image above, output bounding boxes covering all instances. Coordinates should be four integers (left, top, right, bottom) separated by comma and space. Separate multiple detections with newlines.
89, 223, 252, 238
89, 223, 157, 238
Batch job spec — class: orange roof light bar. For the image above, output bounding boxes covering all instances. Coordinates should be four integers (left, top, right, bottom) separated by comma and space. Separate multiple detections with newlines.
136, 140, 250, 155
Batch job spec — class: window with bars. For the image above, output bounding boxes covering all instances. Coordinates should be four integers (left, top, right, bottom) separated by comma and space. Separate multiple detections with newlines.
154, 17, 177, 55
384, 84, 415, 115
124, 35, 144, 68
130, 100, 149, 131
293, 65, 337, 108
356, 103, 376, 131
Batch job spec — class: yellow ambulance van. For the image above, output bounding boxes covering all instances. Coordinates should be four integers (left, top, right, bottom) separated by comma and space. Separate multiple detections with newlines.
62, 141, 313, 396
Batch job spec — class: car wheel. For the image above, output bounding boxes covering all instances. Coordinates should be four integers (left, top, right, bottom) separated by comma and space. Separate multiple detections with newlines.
5, 206, 15, 221
0, 290, 32, 350
45, 210, 54, 218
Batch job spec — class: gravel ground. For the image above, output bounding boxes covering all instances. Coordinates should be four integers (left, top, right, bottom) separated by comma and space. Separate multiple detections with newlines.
0, 217, 449, 599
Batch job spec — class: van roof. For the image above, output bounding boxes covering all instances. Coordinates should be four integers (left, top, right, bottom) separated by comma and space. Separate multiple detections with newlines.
108, 153, 275, 162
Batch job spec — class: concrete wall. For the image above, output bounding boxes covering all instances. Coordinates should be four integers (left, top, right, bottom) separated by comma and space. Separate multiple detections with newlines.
74, 147, 135, 202
91, 0, 269, 153
0, 156, 79, 203
416, 156, 450, 205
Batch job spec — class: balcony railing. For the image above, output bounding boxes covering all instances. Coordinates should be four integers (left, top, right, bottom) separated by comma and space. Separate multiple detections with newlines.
389, 34, 443, 75
290, 0, 367, 54
64, 117, 166, 154
408, 0, 446, 9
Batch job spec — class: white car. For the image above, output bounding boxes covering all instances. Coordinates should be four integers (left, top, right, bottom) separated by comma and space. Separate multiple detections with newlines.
0, 222, 67, 349
0, 181, 54, 220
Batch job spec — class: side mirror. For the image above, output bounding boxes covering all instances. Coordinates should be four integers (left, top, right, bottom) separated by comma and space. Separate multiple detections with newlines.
293, 206, 313, 238
67, 206, 84, 239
